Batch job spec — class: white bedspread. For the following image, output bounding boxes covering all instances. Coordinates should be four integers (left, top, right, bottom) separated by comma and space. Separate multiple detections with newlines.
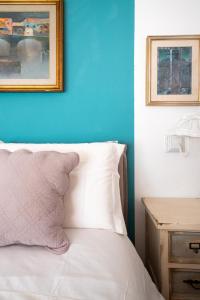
0, 229, 163, 300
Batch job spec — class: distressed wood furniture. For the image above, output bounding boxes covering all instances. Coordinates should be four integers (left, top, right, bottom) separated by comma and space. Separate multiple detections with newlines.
143, 197, 200, 300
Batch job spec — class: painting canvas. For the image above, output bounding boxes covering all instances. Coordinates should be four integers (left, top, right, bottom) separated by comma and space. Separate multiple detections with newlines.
0, 12, 49, 79
157, 47, 192, 95
146, 36, 200, 106
0, 0, 63, 92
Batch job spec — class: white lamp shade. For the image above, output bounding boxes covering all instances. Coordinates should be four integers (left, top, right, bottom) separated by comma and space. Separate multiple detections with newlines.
170, 114, 200, 138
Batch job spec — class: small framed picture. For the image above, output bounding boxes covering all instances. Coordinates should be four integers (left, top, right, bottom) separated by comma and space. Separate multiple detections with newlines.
0, 0, 63, 92
146, 35, 200, 106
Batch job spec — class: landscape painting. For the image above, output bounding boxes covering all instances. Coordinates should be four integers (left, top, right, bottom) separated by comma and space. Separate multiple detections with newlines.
157, 47, 192, 95
0, 0, 63, 92
0, 11, 49, 79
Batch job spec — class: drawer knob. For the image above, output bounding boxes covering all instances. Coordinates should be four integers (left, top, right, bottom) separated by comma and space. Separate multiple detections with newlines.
183, 279, 200, 290
189, 242, 200, 254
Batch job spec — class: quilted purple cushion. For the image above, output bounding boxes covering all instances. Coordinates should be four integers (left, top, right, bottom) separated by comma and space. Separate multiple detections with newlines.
0, 149, 79, 254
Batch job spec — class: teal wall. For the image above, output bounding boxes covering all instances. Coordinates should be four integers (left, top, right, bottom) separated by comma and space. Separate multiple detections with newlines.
0, 0, 134, 237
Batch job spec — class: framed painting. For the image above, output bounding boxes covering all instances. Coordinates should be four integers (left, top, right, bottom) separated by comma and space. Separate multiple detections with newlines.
146, 35, 200, 106
0, 0, 63, 92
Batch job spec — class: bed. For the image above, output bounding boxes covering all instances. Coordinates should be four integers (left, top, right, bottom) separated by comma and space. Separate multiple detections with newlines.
0, 143, 164, 300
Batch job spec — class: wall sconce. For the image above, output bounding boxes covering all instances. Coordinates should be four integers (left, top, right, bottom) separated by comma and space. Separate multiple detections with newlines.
165, 114, 200, 154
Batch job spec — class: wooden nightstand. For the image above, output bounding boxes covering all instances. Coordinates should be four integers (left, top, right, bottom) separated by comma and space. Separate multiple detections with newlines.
143, 198, 200, 300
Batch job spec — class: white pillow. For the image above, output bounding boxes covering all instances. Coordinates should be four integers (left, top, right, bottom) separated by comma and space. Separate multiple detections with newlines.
0, 142, 127, 235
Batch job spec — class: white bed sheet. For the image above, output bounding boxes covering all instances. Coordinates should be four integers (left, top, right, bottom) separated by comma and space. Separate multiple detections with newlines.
0, 229, 164, 300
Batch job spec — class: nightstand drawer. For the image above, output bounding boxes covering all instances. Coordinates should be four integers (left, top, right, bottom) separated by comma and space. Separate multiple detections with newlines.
170, 232, 200, 263
171, 269, 200, 300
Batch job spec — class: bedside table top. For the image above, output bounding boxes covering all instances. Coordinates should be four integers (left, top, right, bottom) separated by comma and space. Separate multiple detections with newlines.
142, 197, 200, 230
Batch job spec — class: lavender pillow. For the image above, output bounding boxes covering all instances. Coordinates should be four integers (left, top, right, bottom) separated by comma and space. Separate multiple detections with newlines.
0, 150, 79, 254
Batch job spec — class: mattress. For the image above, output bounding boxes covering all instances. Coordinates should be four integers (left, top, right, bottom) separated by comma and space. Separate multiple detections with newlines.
0, 229, 163, 300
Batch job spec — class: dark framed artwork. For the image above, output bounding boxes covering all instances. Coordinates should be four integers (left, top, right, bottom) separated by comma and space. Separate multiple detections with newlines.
0, 0, 63, 92
146, 36, 200, 105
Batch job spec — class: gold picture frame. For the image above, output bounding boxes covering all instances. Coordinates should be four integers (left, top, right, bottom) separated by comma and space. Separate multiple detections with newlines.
146, 35, 200, 106
0, 0, 63, 92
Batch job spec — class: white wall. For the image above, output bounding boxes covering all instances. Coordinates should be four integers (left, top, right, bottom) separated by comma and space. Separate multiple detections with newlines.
135, 0, 200, 261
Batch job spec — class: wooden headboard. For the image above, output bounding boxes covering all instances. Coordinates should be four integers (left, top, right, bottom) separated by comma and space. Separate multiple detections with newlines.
118, 147, 128, 226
